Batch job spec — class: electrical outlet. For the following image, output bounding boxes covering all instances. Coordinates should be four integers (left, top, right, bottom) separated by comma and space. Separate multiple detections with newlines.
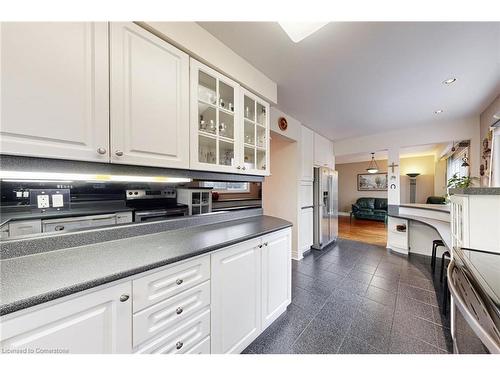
37, 195, 50, 209
52, 194, 64, 208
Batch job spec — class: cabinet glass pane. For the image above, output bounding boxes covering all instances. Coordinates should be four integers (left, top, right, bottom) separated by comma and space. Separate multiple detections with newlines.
256, 126, 266, 148
201, 205, 210, 214
201, 192, 210, 204
199, 135, 216, 164
244, 120, 255, 145
198, 103, 217, 134
257, 149, 267, 171
219, 140, 235, 166
256, 102, 266, 125
244, 146, 255, 170
198, 71, 217, 105
219, 111, 234, 139
192, 206, 201, 215
244, 96, 255, 121
192, 192, 201, 204
219, 81, 234, 112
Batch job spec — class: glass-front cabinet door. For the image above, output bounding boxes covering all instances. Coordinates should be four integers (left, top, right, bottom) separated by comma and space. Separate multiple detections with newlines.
240, 88, 270, 175
190, 59, 240, 173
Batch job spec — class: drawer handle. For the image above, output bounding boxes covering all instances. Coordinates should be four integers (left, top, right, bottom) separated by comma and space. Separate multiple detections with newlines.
54, 225, 65, 231
258, 244, 263, 248
119, 294, 130, 302
176, 307, 183, 315
176, 279, 183, 285
176, 341, 183, 350
264, 242, 268, 246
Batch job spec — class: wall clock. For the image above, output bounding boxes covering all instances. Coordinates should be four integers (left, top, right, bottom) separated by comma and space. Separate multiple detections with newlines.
278, 117, 288, 131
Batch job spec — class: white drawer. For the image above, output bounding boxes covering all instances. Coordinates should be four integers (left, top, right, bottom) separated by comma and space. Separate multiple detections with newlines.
133, 255, 210, 312
185, 335, 210, 354
133, 280, 210, 346
134, 308, 210, 354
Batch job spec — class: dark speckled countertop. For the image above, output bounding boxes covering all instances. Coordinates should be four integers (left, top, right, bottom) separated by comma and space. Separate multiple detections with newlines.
0, 215, 291, 316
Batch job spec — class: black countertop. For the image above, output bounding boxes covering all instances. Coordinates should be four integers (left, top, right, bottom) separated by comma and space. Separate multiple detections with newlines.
0, 215, 291, 316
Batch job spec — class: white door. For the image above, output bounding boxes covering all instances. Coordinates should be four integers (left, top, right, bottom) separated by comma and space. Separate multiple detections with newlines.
0, 22, 109, 162
261, 229, 292, 329
313, 132, 333, 168
300, 126, 314, 181
190, 59, 241, 173
240, 88, 270, 176
299, 208, 314, 257
210, 238, 261, 354
110, 22, 190, 168
0, 282, 132, 354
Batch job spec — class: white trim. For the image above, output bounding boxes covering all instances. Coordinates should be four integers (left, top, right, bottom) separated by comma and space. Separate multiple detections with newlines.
338, 211, 351, 217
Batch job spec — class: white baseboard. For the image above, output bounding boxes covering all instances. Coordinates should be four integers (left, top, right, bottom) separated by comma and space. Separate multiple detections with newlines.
338, 211, 350, 217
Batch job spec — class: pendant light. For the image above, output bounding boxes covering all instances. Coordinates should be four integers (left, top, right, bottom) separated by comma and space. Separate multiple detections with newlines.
461, 154, 470, 167
366, 153, 379, 174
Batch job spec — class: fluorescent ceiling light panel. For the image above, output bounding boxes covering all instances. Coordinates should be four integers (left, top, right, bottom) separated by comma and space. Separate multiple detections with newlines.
0, 171, 192, 184
278, 22, 328, 43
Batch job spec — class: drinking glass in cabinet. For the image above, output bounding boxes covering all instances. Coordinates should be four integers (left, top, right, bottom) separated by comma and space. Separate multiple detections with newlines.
219, 81, 234, 112
192, 192, 201, 205
219, 112, 234, 139
219, 141, 234, 166
256, 126, 266, 148
244, 96, 256, 121
257, 149, 266, 171
201, 192, 210, 204
198, 71, 217, 105
256, 102, 266, 125
198, 135, 216, 164
199, 104, 216, 134
244, 146, 255, 170
244, 120, 255, 145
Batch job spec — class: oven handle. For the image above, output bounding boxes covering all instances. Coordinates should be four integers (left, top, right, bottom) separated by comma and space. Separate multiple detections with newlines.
447, 259, 500, 354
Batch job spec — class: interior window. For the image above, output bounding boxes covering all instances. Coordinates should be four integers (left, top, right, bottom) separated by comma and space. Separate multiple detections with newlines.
201, 181, 250, 193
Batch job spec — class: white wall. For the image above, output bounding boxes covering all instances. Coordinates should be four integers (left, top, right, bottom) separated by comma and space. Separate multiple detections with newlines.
333, 117, 481, 178
140, 22, 277, 104
269, 107, 301, 142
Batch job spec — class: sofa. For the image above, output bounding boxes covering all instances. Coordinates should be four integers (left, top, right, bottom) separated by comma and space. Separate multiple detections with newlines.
351, 197, 388, 222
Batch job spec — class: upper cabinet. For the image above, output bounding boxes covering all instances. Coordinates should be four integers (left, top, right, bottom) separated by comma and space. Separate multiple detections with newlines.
190, 59, 270, 176
110, 23, 190, 169
0, 22, 110, 162
300, 126, 314, 181
314, 132, 334, 169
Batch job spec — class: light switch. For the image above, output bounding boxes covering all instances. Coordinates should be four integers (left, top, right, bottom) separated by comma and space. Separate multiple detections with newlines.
37, 195, 50, 209
15, 191, 22, 198
23, 191, 30, 198
52, 194, 64, 208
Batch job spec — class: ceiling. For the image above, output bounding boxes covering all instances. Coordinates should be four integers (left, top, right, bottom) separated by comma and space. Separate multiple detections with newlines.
198, 22, 500, 141
335, 143, 448, 164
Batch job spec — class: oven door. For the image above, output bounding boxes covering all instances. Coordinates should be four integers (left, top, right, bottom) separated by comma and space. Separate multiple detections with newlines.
134, 208, 187, 223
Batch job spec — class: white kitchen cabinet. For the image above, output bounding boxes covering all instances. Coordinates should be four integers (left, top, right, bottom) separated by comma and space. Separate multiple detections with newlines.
314, 132, 334, 169
240, 88, 270, 176
190, 59, 270, 176
300, 126, 314, 181
210, 238, 262, 354
0, 282, 132, 354
0, 22, 110, 162
110, 22, 190, 169
298, 208, 314, 258
261, 229, 291, 329
299, 181, 314, 208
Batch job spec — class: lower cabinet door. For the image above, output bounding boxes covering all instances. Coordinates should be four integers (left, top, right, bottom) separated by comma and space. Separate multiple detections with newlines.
261, 229, 292, 329
134, 308, 210, 354
210, 238, 262, 354
299, 207, 314, 255
0, 282, 132, 354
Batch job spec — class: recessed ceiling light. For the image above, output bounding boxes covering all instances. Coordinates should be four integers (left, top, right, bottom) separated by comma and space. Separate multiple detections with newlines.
434, 109, 444, 114
443, 78, 457, 85
278, 22, 328, 43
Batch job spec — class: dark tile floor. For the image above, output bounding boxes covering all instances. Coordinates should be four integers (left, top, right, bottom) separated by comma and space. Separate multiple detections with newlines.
242, 238, 452, 354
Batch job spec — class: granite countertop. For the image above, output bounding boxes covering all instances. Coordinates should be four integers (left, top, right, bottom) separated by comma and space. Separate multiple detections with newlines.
449, 187, 500, 195
0, 215, 291, 316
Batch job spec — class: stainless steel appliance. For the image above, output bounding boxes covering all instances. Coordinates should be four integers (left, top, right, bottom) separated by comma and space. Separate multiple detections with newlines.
448, 247, 500, 353
312, 167, 338, 250
126, 188, 189, 223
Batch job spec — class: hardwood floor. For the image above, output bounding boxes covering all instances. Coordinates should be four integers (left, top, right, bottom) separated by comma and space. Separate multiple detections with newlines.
338, 215, 387, 247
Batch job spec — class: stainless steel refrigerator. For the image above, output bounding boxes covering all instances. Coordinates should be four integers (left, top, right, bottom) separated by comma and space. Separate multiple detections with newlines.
312, 167, 338, 250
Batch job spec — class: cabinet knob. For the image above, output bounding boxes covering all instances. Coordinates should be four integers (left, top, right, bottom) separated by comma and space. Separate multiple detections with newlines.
97, 147, 107, 155
176, 307, 183, 315
242, 166, 246, 170
119, 294, 130, 302
115, 150, 124, 156
236, 166, 242, 170
258, 244, 263, 248
264, 242, 268, 246
176, 279, 183, 285
176, 341, 183, 350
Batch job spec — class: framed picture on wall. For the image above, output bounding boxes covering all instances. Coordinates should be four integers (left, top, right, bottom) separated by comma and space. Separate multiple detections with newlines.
357, 173, 388, 191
